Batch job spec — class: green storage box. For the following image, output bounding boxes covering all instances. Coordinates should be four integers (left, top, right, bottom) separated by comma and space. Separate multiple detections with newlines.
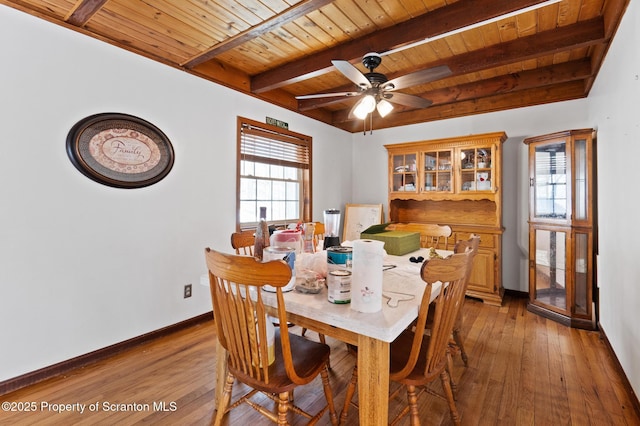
360, 224, 420, 256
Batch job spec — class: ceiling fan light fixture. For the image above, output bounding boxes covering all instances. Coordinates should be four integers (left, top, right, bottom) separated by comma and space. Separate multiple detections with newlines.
376, 99, 394, 117
353, 95, 376, 119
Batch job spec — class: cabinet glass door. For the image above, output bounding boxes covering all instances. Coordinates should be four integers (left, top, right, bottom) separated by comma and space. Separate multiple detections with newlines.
573, 232, 589, 316
574, 138, 588, 221
391, 153, 417, 192
460, 146, 492, 192
423, 150, 452, 192
534, 229, 567, 311
533, 141, 567, 220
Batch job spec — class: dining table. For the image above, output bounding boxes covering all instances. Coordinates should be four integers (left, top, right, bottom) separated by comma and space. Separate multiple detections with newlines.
208, 246, 452, 426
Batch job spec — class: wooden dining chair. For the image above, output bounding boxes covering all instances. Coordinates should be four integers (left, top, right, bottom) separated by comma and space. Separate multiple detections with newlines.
205, 248, 338, 426
423, 233, 481, 398
339, 248, 474, 426
448, 234, 481, 367
386, 222, 452, 250
230, 229, 256, 256
313, 221, 325, 249
233, 228, 330, 365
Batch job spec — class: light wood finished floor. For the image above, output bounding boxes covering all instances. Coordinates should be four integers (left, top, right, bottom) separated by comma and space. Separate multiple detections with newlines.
2, 295, 638, 425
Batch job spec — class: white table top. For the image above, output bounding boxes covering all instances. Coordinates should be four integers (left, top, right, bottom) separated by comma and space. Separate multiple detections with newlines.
260, 247, 450, 343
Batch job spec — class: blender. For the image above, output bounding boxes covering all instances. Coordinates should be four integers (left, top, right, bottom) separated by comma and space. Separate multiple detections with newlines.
323, 209, 341, 249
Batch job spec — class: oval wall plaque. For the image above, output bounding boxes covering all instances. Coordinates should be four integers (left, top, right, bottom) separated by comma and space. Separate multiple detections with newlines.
66, 113, 174, 188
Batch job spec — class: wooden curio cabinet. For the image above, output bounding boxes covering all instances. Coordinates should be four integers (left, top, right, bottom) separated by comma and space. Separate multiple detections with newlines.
386, 132, 507, 306
524, 129, 597, 330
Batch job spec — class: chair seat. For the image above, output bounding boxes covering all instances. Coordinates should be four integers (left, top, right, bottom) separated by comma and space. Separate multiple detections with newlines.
390, 329, 444, 385
231, 329, 331, 394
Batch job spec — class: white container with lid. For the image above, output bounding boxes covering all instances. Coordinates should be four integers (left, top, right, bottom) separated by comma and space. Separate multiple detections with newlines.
262, 246, 296, 292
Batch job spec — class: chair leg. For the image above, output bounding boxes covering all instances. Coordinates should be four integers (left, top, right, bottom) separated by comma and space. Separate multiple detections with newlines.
302, 327, 308, 336
339, 365, 358, 425
277, 392, 289, 425
318, 333, 330, 369
320, 366, 339, 425
213, 371, 234, 426
452, 326, 468, 366
446, 350, 458, 400
405, 385, 420, 426
440, 369, 461, 426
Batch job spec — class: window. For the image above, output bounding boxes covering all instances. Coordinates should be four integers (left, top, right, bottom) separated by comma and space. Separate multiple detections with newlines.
237, 117, 312, 230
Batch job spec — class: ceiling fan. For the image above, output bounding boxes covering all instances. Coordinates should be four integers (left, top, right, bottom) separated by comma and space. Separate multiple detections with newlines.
296, 53, 452, 120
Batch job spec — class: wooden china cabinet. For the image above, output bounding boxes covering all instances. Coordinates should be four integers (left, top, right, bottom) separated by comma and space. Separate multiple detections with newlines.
524, 129, 597, 330
385, 132, 507, 306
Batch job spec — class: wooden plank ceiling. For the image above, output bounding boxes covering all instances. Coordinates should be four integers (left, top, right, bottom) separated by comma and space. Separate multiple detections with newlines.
1, 0, 630, 133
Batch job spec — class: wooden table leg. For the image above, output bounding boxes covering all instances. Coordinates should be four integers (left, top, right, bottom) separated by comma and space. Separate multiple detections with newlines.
215, 338, 228, 406
357, 335, 389, 426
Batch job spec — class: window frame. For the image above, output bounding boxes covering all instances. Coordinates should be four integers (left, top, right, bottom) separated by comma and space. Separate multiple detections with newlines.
236, 116, 312, 231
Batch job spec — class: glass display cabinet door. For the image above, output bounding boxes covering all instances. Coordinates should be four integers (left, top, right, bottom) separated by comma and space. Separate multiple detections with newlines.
573, 231, 591, 317
572, 135, 592, 227
423, 150, 452, 192
391, 153, 417, 192
532, 141, 568, 222
533, 228, 567, 313
459, 146, 492, 192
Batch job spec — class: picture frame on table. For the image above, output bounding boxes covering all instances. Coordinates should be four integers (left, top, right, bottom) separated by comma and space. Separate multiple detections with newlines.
66, 113, 175, 189
343, 203, 384, 242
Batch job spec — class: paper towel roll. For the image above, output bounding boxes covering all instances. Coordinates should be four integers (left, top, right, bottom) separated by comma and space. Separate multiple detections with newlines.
350, 239, 384, 313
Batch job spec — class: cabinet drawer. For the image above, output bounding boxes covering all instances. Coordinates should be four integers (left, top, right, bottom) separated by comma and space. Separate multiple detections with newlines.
454, 232, 495, 249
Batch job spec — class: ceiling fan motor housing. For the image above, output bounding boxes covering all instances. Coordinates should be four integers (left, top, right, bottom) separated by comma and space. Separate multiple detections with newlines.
362, 53, 382, 71
361, 53, 389, 89
364, 72, 388, 86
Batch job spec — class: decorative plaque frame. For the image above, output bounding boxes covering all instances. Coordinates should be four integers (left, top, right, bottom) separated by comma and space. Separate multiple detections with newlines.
66, 113, 174, 188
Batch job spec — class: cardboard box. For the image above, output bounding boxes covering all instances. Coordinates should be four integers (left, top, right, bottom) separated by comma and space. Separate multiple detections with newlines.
360, 224, 420, 256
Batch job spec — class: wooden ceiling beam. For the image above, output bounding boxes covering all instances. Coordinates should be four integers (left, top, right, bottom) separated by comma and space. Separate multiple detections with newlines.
67, 0, 107, 26
447, 18, 604, 74
251, 0, 559, 93
182, 0, 333, 69
335, 81, 587, 132
427, 59, 592, 104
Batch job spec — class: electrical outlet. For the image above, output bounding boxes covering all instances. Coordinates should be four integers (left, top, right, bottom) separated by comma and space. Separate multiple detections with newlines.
184, 284, 192, 298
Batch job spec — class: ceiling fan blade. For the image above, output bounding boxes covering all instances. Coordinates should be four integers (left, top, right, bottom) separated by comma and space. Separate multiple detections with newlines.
386, 92, 433, 108
384, 65, 452, 91
295, 91, 361, 100
331, 60, 371, 88
298, 94, 362, 112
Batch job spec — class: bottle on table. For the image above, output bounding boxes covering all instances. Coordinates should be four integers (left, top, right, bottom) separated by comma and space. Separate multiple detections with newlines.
254, 207, 269, 260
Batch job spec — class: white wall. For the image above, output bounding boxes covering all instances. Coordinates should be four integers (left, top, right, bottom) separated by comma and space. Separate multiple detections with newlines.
587, 0, 640, 395
0, 5, 352, 381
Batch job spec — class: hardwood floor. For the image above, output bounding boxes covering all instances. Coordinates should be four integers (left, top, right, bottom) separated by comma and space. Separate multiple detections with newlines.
2, 295, 638, 425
